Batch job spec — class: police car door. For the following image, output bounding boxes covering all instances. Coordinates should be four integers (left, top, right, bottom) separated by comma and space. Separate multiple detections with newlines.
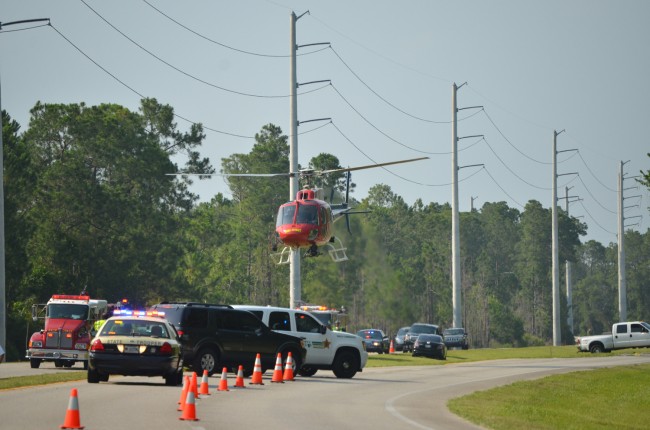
292, 311, 330, 365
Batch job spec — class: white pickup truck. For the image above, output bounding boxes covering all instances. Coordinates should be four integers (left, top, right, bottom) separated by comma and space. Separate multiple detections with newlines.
575, 321, 650, 353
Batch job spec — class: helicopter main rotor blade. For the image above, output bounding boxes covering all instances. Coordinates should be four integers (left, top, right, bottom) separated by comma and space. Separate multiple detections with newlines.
166, 172, 292, 178
317, 156, 429, 175
167, 157, 428, 179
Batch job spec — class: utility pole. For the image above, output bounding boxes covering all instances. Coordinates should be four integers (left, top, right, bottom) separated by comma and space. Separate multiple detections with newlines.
470, 196, 478, 212
289, 12, 300, 309
451, 83, 461, 329
551, 130, 576, 346
551, 130, 560, 346
451, 82, 482, 329
0, 17, 50, 355
617, 161, 641, 322
287, 12, 330, 309
562, 186, 581, 336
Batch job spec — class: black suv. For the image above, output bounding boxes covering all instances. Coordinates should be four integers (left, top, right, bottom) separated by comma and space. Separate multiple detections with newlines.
403, 323, 440, 353
442, 327, 469, 350
149, 302, 306, 375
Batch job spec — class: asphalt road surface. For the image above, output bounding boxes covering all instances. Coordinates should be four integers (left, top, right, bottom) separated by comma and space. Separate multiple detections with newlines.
1, 355, 649, 430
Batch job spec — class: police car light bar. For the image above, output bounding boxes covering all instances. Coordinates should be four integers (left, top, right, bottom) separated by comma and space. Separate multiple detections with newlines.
112, 309, 166, 318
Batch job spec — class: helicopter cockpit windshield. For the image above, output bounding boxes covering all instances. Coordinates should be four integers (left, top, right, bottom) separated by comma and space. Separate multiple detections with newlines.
296, 204, 319, 225
276, 204, 296, 227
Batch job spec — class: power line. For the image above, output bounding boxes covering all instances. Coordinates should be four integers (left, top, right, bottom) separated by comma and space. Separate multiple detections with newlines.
307, 12, 450, 85
576, 150, 617, 193
142, 0, 283, 58
329, 46, 449, 124
330, 83, 485, 156
482, 108, 549, 165
330, 84, 441, 155
80, 0, 328, 99
482, 136, 549, 190
576, 175, 616, 214
578, 200, 616, 236
49, 23, 256, 139
482, 167, 525, 208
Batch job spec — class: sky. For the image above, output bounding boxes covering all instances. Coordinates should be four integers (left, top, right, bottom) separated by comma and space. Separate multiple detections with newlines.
1, 0, 648, 247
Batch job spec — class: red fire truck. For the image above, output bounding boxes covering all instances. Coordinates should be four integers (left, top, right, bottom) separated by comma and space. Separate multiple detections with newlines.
298, 304, 349, 332
26, 294, 108, 369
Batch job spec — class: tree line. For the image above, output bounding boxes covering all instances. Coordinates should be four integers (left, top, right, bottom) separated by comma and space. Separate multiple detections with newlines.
3, 99, 649, 360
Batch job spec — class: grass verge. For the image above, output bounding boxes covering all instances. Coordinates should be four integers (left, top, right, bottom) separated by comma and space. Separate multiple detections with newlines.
366, 345, 599, 367
447, 363, 650, 430
0, 371, 87, 390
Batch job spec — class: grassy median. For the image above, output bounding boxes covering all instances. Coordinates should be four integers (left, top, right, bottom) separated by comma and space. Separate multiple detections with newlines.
368, 347, 649, 430
447, 363, 650, 430
0, 372, 87, 390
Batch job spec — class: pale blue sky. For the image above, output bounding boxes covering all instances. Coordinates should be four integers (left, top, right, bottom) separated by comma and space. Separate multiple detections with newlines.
1, 0, 648, 246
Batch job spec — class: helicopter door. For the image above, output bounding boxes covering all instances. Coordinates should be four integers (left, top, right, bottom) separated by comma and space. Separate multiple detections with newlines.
320, 207, 330, 237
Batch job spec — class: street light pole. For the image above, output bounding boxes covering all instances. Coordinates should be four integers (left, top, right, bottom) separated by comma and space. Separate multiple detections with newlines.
0, 17, 50, 353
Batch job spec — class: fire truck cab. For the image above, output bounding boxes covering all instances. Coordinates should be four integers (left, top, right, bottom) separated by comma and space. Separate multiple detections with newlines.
298, 305, 349, 332
26, 294, 108, 369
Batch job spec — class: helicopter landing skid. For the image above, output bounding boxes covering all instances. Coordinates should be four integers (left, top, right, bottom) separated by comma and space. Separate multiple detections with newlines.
325, 237, 348, 263
271, 246, 292, 265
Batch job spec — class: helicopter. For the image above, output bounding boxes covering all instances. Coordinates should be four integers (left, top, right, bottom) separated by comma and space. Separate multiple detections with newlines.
170, 156, 428, 263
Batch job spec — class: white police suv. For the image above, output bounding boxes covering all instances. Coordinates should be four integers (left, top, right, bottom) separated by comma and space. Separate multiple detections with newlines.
232, 305, 368, 378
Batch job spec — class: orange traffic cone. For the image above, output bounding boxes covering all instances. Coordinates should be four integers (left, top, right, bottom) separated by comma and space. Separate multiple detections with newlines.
234, 365, 246, 388
198, 369, 211, 396
283, 352, 295, 381
60, 388, 84, 429
178, 391, 199, 421
250, 353, 264, 385
217, 367, 230, 391
191, 371, 200, 399
178, 376, 190, 410
271, 353, 284, 383
389, 339, 395, 354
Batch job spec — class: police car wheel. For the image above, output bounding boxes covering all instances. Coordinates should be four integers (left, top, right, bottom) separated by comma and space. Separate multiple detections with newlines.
332, 350, 359, 379
297, 366, 318, 377
88, 368, 100, 383
165, 369, 183, 386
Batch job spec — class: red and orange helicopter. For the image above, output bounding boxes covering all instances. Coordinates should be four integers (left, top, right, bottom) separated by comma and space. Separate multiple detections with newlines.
172, 156, 427, 263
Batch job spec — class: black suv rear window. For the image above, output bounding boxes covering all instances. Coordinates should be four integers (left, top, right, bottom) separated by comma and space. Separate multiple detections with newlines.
185, 308, 209, 328
218, 310, 262, 332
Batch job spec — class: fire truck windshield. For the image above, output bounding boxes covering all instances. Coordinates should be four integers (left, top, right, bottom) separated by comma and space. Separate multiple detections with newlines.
47, 304, 89, 320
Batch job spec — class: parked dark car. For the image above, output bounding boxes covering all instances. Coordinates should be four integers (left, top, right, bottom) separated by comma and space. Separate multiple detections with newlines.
442, 327, 469, 349
403, 323, 440, 353
412, 334, 447, 360
393, 326, 410, 352
356, 329, 390, 354
149, 302, 306, 376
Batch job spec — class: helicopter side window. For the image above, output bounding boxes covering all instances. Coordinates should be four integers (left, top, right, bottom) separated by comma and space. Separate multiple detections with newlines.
277, 204, 296, 227
320, 207, 327, 225
296, 205, 318, 225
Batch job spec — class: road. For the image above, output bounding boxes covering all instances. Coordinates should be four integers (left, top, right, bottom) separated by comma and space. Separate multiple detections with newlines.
1, 355, 649, 430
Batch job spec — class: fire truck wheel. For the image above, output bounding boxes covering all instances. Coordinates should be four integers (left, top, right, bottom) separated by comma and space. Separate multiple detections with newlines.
83, 361, 88, 370
30, 358, 42, 369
